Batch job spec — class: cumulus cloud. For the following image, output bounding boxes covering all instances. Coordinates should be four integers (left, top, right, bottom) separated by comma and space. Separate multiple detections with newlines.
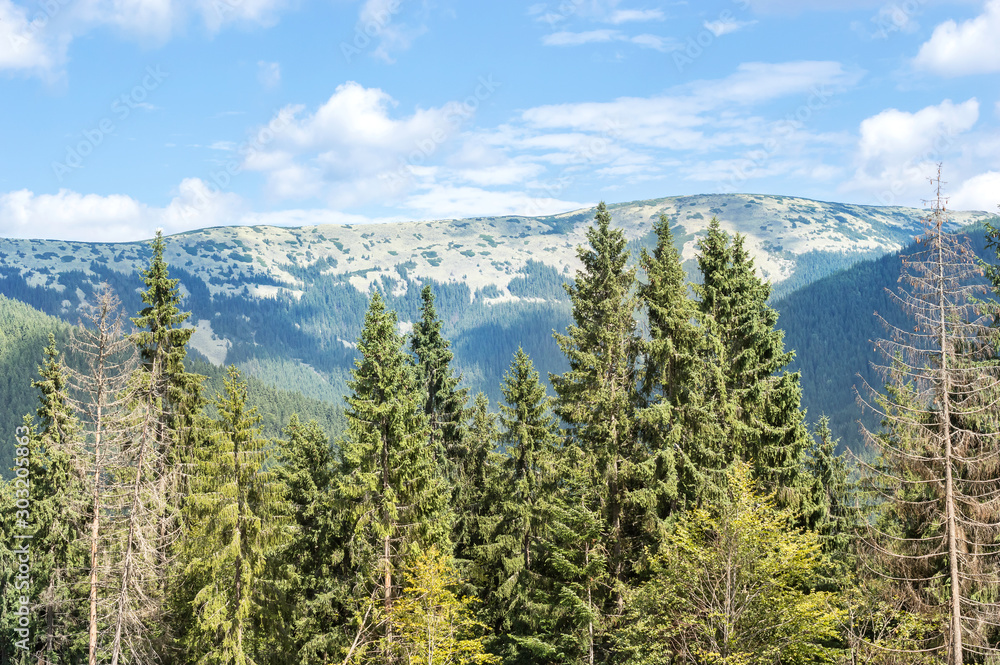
914, 0, 1000, 76
842, 98, 980, 204
949, 171, 1000, 212
241, 81, 482, 207
0, 178, 247, 241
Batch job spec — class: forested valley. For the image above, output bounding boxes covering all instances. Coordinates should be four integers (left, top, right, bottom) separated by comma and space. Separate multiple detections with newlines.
4, 194, 1000, 664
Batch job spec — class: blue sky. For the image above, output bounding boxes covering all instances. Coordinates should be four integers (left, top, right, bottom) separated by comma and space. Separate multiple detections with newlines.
0, 0, 998, 240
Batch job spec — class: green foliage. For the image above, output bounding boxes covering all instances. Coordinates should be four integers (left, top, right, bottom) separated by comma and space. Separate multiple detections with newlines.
271, 414, 349, 665
381, 547, 500, 665
616, 462, 845, 665
334, 291, 451, 661
180, 366, 289, 665
694, 218, 810, 510
551, 202, 651, 620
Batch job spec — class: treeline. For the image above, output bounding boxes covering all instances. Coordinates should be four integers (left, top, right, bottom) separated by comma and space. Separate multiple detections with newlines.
2, 200, 999, 664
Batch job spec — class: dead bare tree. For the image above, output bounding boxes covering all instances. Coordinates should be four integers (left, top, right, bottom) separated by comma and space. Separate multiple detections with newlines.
68, 285, 172, 665
855, 168, 1000, 664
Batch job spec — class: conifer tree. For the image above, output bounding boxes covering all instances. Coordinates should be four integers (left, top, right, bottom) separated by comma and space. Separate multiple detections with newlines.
68, 288, 147, 665
802, 415, 856, 590
453, 393, 499, 580
26, 336, 87, 663
131, 230, 206, 576
411, 283, 469, 468
180, 366, 289, 665
856, 176, 1000, 664
694, 218, 810, 507
478, 348, 566, 664
638, 213, 724, 511
335, 291, 450, 664
273, 414, 347, 665
551, 202, 649, 618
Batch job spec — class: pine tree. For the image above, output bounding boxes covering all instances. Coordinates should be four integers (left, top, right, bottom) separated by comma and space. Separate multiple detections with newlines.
694, 217, 810, 508
68, 288, 147, 665
180, 366, 289, 665
131, 230, 207, 580
335, 291, 450, 664
802, 415, 856, 591
551, 202, 649, 620
24, 335, 87, 663
453, 393, 499, 581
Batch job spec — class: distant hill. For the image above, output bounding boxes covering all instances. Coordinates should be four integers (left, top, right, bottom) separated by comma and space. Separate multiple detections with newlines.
776, 224, 996, 451
0, 193, 988, 410
0, 295, 345, 477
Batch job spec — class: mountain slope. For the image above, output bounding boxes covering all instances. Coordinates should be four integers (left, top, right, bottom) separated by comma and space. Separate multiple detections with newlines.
0, 295, 346, 477
0, 194, 989, 409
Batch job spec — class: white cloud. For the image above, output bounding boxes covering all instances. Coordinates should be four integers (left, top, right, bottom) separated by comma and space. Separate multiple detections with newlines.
842, 98, 980, 204
257, 61, 281, 89
351, 0, 424, 63
914, 0, 1000, 76
950, 171, 1000, 212
0, 178, 245, 241
543, 29, 622, 46
543, 28, 673, 50
703, 18, 756, 37
607, 8, 664, 24
0, 0, 291, 76
0, 0, 65, 73
242, 81, 476, 207
405, 184, 587, 220
630, 34, 674, 51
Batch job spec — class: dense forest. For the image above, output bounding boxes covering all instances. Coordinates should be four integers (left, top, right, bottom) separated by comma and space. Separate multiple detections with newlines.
3, 194, 1000, 664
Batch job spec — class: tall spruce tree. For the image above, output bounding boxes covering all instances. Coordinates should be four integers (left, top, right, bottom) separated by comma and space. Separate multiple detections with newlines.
410, 283, 469, 468
335, 291, 450, 664
131, 230, 206, 543
694, 218, 810, 508
27, 336, 87, 663
180, 366, 289, 665
551, 202, 649, 619
638, 213, 725, 511
272, 414, 348, 665
453, 393, 499, 581
477, 348, 572, 664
